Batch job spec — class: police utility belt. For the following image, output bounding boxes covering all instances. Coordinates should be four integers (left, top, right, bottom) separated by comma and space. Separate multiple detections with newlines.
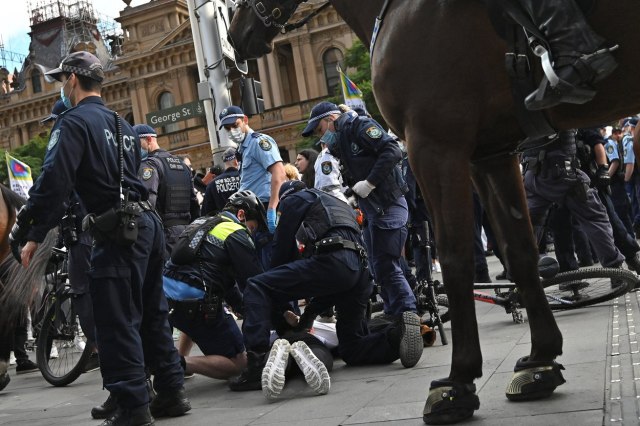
81, 200, 153, 246
167, 296, 221, 325
313, 236, 368, 265
523, 154, 579, 177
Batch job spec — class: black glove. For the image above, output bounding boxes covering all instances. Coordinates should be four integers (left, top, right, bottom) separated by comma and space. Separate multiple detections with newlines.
9, 206, 32, 263
593, 164, 611, 193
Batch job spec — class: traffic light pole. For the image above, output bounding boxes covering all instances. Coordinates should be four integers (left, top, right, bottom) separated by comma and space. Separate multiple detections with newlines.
186, 0, 233, 156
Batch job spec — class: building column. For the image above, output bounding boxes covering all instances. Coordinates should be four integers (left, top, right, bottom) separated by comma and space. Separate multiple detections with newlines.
265, 52, 283, 107
300, 35, 321, 98
256, 57, 272, 110
290, 37, 308, 101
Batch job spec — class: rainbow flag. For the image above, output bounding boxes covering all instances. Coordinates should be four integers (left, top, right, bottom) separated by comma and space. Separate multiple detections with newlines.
338, 66, 367, 112
6, 153, 32, 199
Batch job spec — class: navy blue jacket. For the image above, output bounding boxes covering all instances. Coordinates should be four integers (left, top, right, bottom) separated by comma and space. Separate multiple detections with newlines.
25, 96, 147, 242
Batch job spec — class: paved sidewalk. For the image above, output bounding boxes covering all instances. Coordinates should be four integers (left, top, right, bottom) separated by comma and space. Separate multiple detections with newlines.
0, 255, 631, 425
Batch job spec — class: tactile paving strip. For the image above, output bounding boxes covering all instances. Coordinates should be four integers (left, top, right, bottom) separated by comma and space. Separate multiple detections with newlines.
606, 291, 640, 424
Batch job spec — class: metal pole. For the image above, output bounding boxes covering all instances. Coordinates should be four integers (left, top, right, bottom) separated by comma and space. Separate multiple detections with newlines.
186, 0, 233, 158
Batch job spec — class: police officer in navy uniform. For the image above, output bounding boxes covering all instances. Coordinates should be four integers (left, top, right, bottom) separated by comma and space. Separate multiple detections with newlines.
135, 124, 199, 256
522, 129, 625, 270
202, 147, 241, 215
228, 181, 423, 392
10, 51, 190, 425
163, 191, 266, 380
301, 102, 417, 318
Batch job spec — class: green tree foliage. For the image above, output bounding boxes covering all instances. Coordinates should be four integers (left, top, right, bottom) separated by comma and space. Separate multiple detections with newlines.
0, 131, 49, 185
342, 40, 387, 128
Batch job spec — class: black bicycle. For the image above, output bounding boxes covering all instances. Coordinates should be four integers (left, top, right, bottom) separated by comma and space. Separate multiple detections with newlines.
33, 247, 91, 386
437, 267, 638, 324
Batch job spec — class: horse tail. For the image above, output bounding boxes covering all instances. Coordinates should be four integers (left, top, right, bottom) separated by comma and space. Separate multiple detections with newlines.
0, 229, 58, 336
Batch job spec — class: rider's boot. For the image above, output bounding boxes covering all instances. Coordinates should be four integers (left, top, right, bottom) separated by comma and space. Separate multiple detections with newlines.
517, 0, 618, 110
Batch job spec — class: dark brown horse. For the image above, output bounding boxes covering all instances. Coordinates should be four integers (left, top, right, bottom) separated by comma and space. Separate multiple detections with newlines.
0, 184, 56, 379
229, 0, 640, 423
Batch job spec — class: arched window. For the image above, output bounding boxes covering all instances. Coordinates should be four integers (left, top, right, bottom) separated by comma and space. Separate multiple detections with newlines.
158, 91, 179, 133
322, 48, 344, 96
31, 69, 42, 94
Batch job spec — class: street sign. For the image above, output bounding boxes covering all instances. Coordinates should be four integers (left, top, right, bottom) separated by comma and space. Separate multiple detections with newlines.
146, 101, 205, 127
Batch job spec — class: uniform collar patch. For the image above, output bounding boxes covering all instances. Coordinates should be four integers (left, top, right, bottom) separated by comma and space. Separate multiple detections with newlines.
47, 129, 61, 151
366, 126, 382, 139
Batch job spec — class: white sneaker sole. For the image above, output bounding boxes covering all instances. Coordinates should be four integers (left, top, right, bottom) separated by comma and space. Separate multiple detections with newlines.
399, 311, 423, 368
290, 341, 330, 395
261, 339, 291, 401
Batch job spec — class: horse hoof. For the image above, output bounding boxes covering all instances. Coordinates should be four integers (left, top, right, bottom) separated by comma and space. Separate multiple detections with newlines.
423, 379, 480, 425
0, 373, 10, 392
505, 356, 566, 401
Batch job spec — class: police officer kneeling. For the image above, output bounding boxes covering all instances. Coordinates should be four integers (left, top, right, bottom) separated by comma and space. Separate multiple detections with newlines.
229, 182, 424, 392
163, 191, 265, 380
10, 51, 190, 425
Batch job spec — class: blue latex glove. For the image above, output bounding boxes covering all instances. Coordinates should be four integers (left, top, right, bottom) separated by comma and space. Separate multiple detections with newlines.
267, 208, 277, 234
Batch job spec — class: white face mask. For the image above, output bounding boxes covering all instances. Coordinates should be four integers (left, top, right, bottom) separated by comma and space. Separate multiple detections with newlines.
228, 127, 246, 143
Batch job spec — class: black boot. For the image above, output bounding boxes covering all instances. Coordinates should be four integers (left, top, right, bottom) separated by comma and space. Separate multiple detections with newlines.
228, 351, 265, 391
149, 387, 191, 418
91, 393, 118, 420
99, 405, 154, 426
517, 0, 618, 110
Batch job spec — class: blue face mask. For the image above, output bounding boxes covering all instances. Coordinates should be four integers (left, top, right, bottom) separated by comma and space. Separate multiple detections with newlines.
60, 78, 73, 109
141, 148, 148, 160
320, 129, 337, 148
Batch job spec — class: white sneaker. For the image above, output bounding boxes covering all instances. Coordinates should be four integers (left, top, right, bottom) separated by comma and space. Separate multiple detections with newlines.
50, 345, 59, 359
290, 341, 330, 395
261, 339, 291, 401
9, 352, 16, 366
74, 335, 86, 352
432, 260, 441, 273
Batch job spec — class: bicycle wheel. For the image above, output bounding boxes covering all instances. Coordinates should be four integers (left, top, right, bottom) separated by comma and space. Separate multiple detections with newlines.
36, 292, 91, 386
541, 267, 636, 310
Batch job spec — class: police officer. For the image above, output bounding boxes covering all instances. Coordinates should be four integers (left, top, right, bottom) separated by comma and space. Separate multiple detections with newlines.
135, 124, 200, 256
218, 106, 286, 231
9, 51, 189, 425
500, 0, 617, 110
163, 191, 265, 380
228, 182, 423, 392
301, 101, 417, 318
522, 129, 625, 269
605, 127, 635, 237
622, 118, 640, 236
314, 138, 348, 203
202, 147, 241, 215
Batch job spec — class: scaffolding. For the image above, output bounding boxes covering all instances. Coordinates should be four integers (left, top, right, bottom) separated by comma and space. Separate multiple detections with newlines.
26, 0, 123, 59
0, 36, 28, 70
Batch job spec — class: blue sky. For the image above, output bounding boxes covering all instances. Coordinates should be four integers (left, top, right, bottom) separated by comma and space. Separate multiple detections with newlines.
0, 0, 146, 70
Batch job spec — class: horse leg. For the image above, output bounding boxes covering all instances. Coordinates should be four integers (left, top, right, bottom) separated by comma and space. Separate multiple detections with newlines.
408, 142, 481, 424
471, 155, 565, 401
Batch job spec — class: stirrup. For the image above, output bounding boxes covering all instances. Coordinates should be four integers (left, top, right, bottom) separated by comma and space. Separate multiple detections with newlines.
524, 42, 619, 110
423, 379, 480, 425
506, 356, 566, 401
